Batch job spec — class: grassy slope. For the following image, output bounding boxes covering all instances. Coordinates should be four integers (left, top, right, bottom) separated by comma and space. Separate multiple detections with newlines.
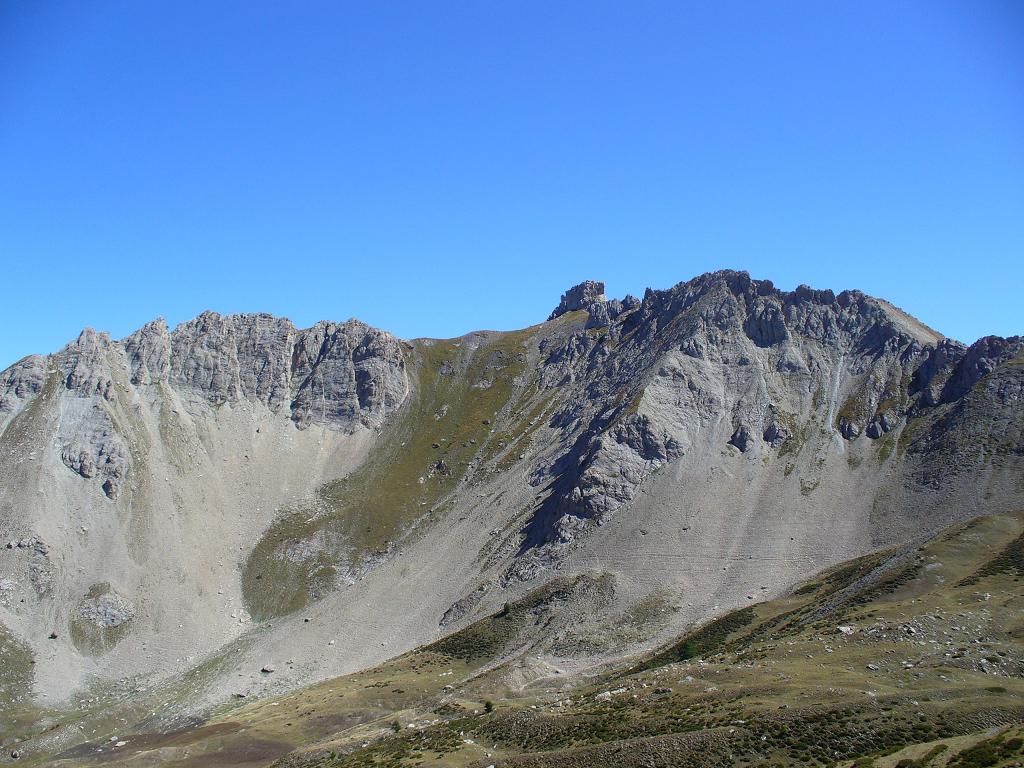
242, 329, 539, 620
31, 511, 1024, 768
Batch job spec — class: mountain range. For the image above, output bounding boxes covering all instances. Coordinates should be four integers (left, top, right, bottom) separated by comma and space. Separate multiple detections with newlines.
1, 270, 1022, 765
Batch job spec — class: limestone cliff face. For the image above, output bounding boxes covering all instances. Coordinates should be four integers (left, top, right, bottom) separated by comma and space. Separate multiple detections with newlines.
1, 312, 408, 501
6, 314, 408, 427
119, 312, 409, 426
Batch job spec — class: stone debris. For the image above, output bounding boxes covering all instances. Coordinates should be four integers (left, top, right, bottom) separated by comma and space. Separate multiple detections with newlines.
79, 589, 135, 628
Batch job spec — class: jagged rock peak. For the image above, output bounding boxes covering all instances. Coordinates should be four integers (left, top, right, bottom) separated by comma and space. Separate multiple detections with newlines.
635, 269, 944, 347
0, 310, 411, 434
549, 280, 607, 320
142, 310, 410, 429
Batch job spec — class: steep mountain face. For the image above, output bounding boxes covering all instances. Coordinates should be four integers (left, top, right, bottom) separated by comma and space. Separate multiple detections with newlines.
519, 272, 1022, 563
0, 271, 1021, 736
0, 314, 408, 700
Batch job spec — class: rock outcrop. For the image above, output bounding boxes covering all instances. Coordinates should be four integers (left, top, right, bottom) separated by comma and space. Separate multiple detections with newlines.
2, 312, 409, 435
548, 280, 607, 320
0, 355, 46, 420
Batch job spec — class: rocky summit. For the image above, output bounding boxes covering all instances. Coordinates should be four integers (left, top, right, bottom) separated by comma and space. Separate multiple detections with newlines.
0, 270, 1022, 766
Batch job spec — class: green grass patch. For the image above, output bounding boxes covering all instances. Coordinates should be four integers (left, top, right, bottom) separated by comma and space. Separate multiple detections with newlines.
428, 575, 593, 663
958, 532, 1024, 587
243, 330, 535, 620
638, 606, 757, 670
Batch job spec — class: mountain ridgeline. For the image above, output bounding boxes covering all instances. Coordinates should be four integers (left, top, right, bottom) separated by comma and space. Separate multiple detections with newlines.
0, 271, 1021, 748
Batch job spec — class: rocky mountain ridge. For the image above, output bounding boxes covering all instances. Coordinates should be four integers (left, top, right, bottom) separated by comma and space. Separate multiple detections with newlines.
521, 272, 1020, 555
3, 312, 408, 431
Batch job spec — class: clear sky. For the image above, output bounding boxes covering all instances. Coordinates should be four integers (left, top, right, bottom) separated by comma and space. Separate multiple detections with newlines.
1, 1, 1022, 369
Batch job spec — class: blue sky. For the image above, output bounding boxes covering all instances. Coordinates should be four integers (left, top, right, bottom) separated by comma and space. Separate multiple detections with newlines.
1, 1, 1022, 368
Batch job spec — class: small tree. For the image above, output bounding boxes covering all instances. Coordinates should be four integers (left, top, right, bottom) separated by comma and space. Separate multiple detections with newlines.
484, 700, 494, 713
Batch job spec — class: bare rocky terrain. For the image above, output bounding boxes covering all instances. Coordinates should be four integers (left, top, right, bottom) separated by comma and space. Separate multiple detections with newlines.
0, 270, 1021, 764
